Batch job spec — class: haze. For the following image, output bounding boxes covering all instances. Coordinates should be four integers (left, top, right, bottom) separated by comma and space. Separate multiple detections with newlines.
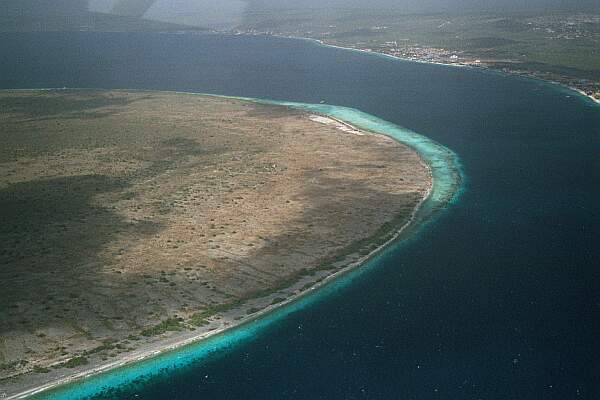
2, 0, 598, 30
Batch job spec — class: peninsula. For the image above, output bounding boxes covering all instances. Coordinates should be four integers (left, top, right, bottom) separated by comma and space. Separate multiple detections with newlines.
0, 90, 431, 397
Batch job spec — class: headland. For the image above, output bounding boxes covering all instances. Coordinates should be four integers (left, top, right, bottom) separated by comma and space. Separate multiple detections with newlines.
0, 89, 457, 398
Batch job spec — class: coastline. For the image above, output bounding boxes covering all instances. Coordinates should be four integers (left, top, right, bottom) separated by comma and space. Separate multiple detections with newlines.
323, 39, 600, 107
2, 91, 461, 400
268, 34, 600, 107
573, 87, 600, 105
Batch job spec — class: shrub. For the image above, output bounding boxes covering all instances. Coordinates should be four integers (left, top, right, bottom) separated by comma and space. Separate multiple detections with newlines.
270, 297, 286, 305
246, 307, 261, 315
63, 356, 88, 368
33, 365, 50, 373
140, 318, 183, 336
189, 313, 210, 327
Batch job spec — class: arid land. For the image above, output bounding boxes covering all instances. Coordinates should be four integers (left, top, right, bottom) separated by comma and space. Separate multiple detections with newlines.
0, 90, 430, 397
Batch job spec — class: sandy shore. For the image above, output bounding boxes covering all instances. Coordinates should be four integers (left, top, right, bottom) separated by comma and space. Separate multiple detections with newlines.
573, 88, 600, 105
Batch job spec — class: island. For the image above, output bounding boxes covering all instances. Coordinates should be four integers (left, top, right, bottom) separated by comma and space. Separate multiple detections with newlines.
0, 90, 431, 397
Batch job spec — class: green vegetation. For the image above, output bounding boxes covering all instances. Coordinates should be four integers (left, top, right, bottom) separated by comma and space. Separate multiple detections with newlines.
62, 356, 88, 368
84, 340, 116, 356
246, 307, 261, 315
200, 301, 245, 316
32, 365, 50, 373
189, 300, 247, 327
189, 313, 210, 327
140, 318, 184, 337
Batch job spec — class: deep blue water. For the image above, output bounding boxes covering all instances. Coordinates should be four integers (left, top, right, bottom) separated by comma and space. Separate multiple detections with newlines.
1, 32, 599, 399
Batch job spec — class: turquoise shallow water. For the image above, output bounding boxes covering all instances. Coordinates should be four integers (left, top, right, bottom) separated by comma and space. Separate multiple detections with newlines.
29, 98, 462, 400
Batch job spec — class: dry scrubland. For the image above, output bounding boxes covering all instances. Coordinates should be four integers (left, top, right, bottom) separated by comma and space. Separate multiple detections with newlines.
0, 90, 429, 387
